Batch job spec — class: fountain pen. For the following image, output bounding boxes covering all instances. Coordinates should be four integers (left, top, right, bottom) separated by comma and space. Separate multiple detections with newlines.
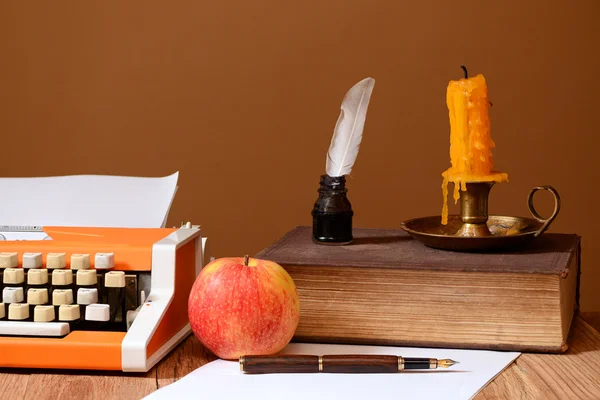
239, 354, 458, 374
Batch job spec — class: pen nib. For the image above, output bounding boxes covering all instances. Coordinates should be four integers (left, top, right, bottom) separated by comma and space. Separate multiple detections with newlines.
437, 359, 459, 368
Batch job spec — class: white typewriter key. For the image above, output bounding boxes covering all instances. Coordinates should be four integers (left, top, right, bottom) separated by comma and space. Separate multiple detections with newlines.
34, 305, 55, 322
3, 287, 24, 303
8, 303, 29, 320
70, 254, 90, 270
104, 271, 126, 287
52, 289, 74, 305
0, 303, 4, 319
22, 252, 43, 269
58, 304, 80, 321
0, 252, 18, 268
52, 269, 73, 285
76, 269, 97, 286
94, 253, 115, 269
27, 288, 49, 305
77, 288, 98, 304
46, 252, 66, 269
85, 304, 110, 321
27, 269, 49, 285
3, 268, 25, 284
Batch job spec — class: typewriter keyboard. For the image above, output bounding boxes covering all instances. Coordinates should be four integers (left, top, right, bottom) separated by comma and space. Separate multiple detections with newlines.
0, 251, 144, 337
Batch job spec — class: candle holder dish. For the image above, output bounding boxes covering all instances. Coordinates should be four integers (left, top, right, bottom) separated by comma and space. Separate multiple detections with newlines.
400, 183, 561, 252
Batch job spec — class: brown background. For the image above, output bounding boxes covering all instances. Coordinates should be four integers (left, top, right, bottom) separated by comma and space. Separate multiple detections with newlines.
1, 1, 598, 311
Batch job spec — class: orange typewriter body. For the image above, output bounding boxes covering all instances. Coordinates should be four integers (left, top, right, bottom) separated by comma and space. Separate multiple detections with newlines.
0, 225, 206, 372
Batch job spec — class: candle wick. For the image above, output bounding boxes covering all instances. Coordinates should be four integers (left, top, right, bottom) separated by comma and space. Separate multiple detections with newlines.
460, 65, 468, 79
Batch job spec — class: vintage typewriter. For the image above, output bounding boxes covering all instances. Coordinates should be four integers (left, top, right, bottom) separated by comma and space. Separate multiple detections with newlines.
0, 223, 206, 372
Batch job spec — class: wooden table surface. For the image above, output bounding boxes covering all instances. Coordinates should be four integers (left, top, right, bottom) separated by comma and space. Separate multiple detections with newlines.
1, 313, 599, 400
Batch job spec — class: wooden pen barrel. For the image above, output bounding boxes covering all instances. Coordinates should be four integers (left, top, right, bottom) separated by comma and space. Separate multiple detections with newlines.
322, 355, 399, 373
241, 355, 319, 374
240, 354, 434, 374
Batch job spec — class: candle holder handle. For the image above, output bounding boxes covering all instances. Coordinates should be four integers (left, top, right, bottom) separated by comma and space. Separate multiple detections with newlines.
527, 185, 561, 237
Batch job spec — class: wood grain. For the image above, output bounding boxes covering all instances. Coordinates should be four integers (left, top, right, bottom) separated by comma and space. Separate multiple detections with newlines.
21, 371, 156, 400
0, 314, 597, 399
0, 372, 29, 400
477, 315, 600, 399
156, 333, 217, 388
242, 355, 320, 374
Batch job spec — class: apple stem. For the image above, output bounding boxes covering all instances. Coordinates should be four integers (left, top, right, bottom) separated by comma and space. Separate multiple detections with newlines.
244, 255, 249, 266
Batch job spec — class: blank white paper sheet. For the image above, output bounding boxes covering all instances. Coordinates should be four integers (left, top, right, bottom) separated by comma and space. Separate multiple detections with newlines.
0, 172, 178, 233
144, 342, 520, 400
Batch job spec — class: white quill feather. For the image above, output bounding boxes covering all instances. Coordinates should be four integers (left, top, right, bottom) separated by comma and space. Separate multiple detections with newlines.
325, 77, 375, 177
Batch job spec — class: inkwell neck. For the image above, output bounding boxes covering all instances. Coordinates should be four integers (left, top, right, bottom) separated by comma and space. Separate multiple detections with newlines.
319, 174, 347, 194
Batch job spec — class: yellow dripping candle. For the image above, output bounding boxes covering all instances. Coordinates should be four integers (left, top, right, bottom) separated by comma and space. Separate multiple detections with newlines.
441, 67, 508, 225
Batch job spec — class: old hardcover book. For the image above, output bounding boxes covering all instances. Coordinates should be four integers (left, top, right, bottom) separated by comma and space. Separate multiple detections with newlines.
255, 226, 581, 353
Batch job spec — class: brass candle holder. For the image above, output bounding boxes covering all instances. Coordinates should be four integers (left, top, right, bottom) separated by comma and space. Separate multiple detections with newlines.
400, 183, 561, 252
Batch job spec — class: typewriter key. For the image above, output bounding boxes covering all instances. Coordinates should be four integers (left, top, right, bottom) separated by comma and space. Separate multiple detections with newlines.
76, 270, 97, 288
53, 289, 73, 305
3, 287, 24, 304
94, 253, 115, 270
8, 303, 29, 320
85, 304, 110, 330
46, 253, 66, 269
58, 304, 81, 331
3, 268, 24, 286
51, 269, 73, 286
70, 254, 90, 270
0, 252, 18, 269
0, 303, 5, 320
34, 305, 55, 322
27, 288, 48, 304
22, 252, 42, 269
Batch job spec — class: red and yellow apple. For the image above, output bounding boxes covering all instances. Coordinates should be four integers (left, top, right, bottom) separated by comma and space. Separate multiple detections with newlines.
188, 255, 300, 360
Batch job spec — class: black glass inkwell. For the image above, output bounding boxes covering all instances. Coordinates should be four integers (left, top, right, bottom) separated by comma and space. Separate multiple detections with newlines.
311, 174, 354, 245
